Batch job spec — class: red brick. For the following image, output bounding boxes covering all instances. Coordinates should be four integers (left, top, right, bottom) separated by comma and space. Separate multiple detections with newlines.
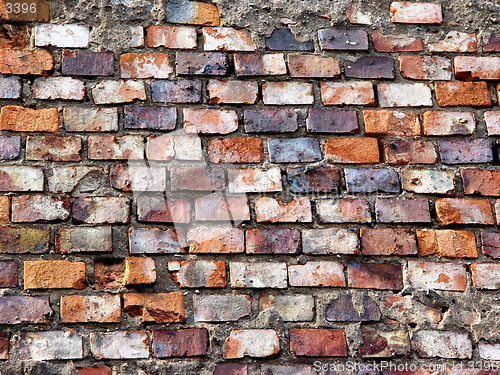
77, 367, 112, 375
289, 261, 345, 287
183, 108, 238, 134
289, 328, 346, 357
24, 260, 86, 290
146, 26, 197, 49
227, 167, 282, 193
120, 53, 173, 79
60, 294, 121, 323
0, 261, 17, 287
26, 136, 81, 162
255, 196, 312, 223
383, 140, 437, 165
417, 229, 477, 258
325, 137, 379, 164
234, 53, 286, 76
435, 82, 491, 107
360, 228, 417, 256
203, 27, 256, 51
12, 195, 70, 223
263, 82, 314, 105
348, 262, 403, 290
321, 81, 375, 106
187, 226, 244, 253
88, 135, 144, 160
376, 198, 431, 223
363, 110, 420, 137
455, 56, 500, 80
372, 29, 423, 52
288, 54, 340, 78
0, 296, 52, 324
124, 292, 184, 323
0, 106, 59, 133
0, 49, 53, 75
72, 197, 130, 224
399, 55, 452, 80
169, 260, 226, 288
94, 261, 124, 290
195, 196, 249, 222
435, 198, 494, 226
390, 2, 442, 24
461, 169, 500, 196
408, 261, 467, 291
207, 80, 258, 104
136, 196, 190, 223
223, 329, 279, 359
124, 257, 156, 285
428, 31, 476, 53
421, 111, 475, 136
153, 328, 208, 357
207, 137, 263, 163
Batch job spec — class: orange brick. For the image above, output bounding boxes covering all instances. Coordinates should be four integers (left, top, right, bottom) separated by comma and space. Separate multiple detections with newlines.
123, 292, 185, 323
24, 260, 86, 290
0, 106, 59, 132
0, 49, 53, 75
363, 110, 420, 137
321, 81, 375, 106
0, 196, 8, 224
146, 26, 197, 49
416, 229, 477, 258
435, 82, 491, 107
435, 198, 494, 226
207, 137, 263, 163
382, 140, 437, 165
372, 29, 423, 52
60, 294, 121, 323
124, 257, 156, 285
325, 138, 379, 164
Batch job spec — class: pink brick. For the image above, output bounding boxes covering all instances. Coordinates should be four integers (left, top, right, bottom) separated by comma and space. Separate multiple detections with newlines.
183, 108, 238, 134
255, 196, 312, 223
263, 82, 314, 105
195, 196, 250, 222
146, 26, 197, 49
455, 56, 500, 80
207, 80, 258, 104
288, 261, 345, 287
390, 2, 443, 24
321, 81, 375, 106
471, 263, 500, 290
377, 83, 432, 107
428, 32, 476, 53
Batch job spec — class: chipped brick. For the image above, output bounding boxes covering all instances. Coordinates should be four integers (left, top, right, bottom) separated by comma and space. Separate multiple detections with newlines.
428, 31, 476, 53
301, 228, 359, 255
326, 295, 380, 322
364, 110, 420, 137
348, 262, 403, 290
124, 292, 185, 323
120, 53, 173, 79
203, 27, 256, 51
110, 164, 166, 192
146, 134, 202, 161
129, 227, 186, 254
265, 29, 314, 51
48, 166, 102, 194
169, 260, 226, 288
147, 26, 197, 49
321, 81, 375, 106
64, 107, 118, 132
12, 195, 70, 222
176, 52, 228, 75
234, 53, 287, 76
455, 56, 500, 80
462, 169, 500, 196
482, 33, 500, 52
94, 262, 124, 290
402, 169, 455, 195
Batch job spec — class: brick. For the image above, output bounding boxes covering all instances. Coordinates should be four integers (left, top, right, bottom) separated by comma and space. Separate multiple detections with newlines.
345, 2, 372, 24
94, 261, 124, 290
462, 169, 500, 196
244, 109, 297, 132
214, 364, 248, 375
171, 166, 225, 191
0, 76, 21, 99
390, 2, 442, 24
360, 328, 410, 358
435, 82, 491, 107
72, 197, 130, 224
265, 29, 314, 51
399, 55, 452, 81
146, 134, 202, 161
435, 198, 494, 225
408, 261, 467, 291
129, 227, 185, 254
62, 51, 114, 76
306, 109, 358, 134
288, 54, 340, 78
224, 330, 279, 359
64, 107, 118, 132
120, 53, 173, 79
372, 29, 423, 52
12, 195, 70, 222
90, 331, 149, 359
246, 228, 300, 254
124, 292, 184, 322
77, 367, 112, 375
485, 111, 500, 135
325, 137, 379, 164
428, 31, 476, 53
263, 82, 313, 105
187, 226, 244, 253
302, 228, 359, 255
0, 166, 43, 192
326, 295, 380, 322
56, 227, 112, 254
422, 111, 475, 136
136, 196, 190, 223
479, 343, 500, 361
255, 196, 312, 223
319, 29, 368, 50
376, 198, 431, 223
268, 138, 321, 163
345, 56, 394, 79
183, 108, 238, 134
166, 0, 219, 26
152, 79, 202, 103
456, 56, 500, 82
61, 294, 121, 323
364, 110, 420, 137
378, 83, 433, 108
0, 136, 20, 159
124, 105, 176, 130
348, 262, 403, 290
35, 24, 89, 48
361, 228, 417, 256
383, 140, 437, 165
24, 260, 86, 290
402, 169, 455, 195
316, 198, 370, 223
259, 294, 314, 322
194, 294, 251, 322
482, 33, 500, 52
439, 139, 493, 164
234, 53, 286, 76
0, 24, 30, 49
207, 137, 262, 163
345, 168, 400, 194
227, 167, 282, 193
0, 332, 8, 359
124, 257, 156, 285
289, 328, 346, 357
147, 26, 197, 48
447, 370, 491, 375
88, 135, 144, 160
0, 196, 8, 224
48, 166, 102, 194
20, 331, 83, 360
321, 81, 375, 106
230, 262, 287, 288
195, 196, 250, 221
153, 328, 208, 358
203, 27, 255, 51
92, 80, 146, 104
32, 77, 85, 100
472, 263, 500, 290
482, 232, 500, 259
130, 26, 144, 48
0, 227, 49, 254
208, 80, 258, 104
418, 229, 477, 258
287, 167, 341, 194
176, 52, 227, 75
0, 106, 59, 132
0, 296, 51, 324
110, 164, 166, 192
413, 331, 472, 359
0, 49, 53, 75
26, 136, 81, 162
384, 295, 443, 325
0, 261, 16, 287
289, 261, 345, 287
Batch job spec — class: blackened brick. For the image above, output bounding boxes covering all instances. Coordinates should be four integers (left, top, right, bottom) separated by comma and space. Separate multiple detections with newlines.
326, 295, 380, 322
124, 105, 176, 130
344, 57, 395, 79
244, 109, 298, 133
151, 79, 202, 103
62, 51, 114, 76
306, 109, 358, 133
287, 167, 341, 193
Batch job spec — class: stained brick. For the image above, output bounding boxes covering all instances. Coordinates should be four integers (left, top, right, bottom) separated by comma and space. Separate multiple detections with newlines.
244, 109, 298, 133
0, 49, 53, 75
234, 53, 287, 76
439, 139, 493, 164
462, 169, 500, 196
208, 137, 263, 163
88, 135, 144, 160
482, 33, 500, 52
372, 29, 423, 52
120, 53, 173, 79
383, 140, 437, 165
289, 261, 345, 287
187, 226, 244, 253
259, 294, 314, 322
408, 261, 467, 291
195, 196, 250, 221
147, 26, 197, 49
227, 167, 282, 193
136, 196, 191, 223
360, 328, 410, 358
390, 2, 442, 24
263, 82, 314, 105
20, 331, 83, 360
364, 110, 420, 137
26, 136, 81, 162
428, 31, 476, 53
345, 168, 400, 194
289, 328, 347, 356
224, 329, 279, 359
302, 228, 359, 255
268, 138, 321, 163
435, 198, 494, 225
24, 260, 86, 290
306, 109, 358, 134
287, 167, 340, 194
48, 166, 102, 194
183, 108, 238, 134
72, 197, 130, 224
0, 261, 16, 287
471, 264, 500, 290
319, 29, 369, 50
62, 51, 114, 76
255, 196, 312, 223
166, 0, 219, 26
455, 57, 500, 83
169, 260, 226, 288
35, 24, 89, 48
0, 76, 22, 99
129, 227, 186, 254
418, 229, 477, 258
0, 332, 8, 360
94, 261, 124, 290
326, 295, 380, 322
345, 56, 395, 79
0, 196, 8, 224
0, 106, 59, 132
12, 195, 70, 222
0, 25, 30, 49
193, 294, 251, 322
176, 52, 228, 75
481, 232, 500, 259
348, 262, 403, 290
485, 111, 500, 135
0, 296, 52, 324
422, 111, 475, 136
124, 105, 176, 130
56, 227, 112, 254
92, 80, 146, 104
124, 257, 156, 285
171, 166, 225, 191
246, 228, 300, 254
435, 82, 491, 107
402, 169, 455, 195
413, 331, 472, 359
110, 164, 166, 192
0, 227, 49, 254
321, 81, 375, 106
345, 2, 372, 24
325, 137, 379, 164
124, 292, 185, 323
361, 228, 417, 256
0, 166, 44, 192
316, 198, 371, 223
146, 134, 203, 161
399, 55, 452, 81
90, 331, 149, 359
0, 136, 21, 159
288, 54, 340, 78
376, 198, 431, 223
153, 329, 208, 358
265, 29, 314, 51
60, 294, 121, 323
208, 80, 258, 104
378, 83, 433, 108
203, 27, 256, 51
151, 79, 202, 103
64, 107, 118, 132
230, 262, 287, 288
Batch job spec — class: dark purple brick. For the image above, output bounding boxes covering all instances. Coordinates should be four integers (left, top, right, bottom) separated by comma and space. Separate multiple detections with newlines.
344, 168, 400, 194
151, 79, 202, 103
152, 328, 208, 358
246, 228, 301, 254
287, 167, 341, 193
0, 136, 20, 160
213, 364, 248, 375
347, 262, 403, 290
375, 197, 431, 223
439, 139, 493, 164
62, 51, 114, 76
319, 29, 369, 50
0, 261, 17, 287
481, 231, 500, 259
244, 109, 298, 133
265, 29, 314, 51
176, 52, 228, 75
325, 295, 380, 322
344, 56, 395, 79
124, 105, 176, 130
268, 138, 321, 163
306, 109, 359, 133
482, 33, 500, 52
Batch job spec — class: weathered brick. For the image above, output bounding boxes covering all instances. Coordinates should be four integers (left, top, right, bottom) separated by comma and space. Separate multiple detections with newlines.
0, 227, 49, 254
485, 111, 500, 135
147, 26, 197, 48
325, 137, 379, 164
435, 82, 491, 107
268, 138, 322, 163
345, 168, 400, 194
24, 260, 86, 290
146, 135, 203, 161
0, 261, 16, 287
130, 26, 143, 48
20, 331, 83, 360
32, 77, 85, 100
207, 137, 263, 163
0, 136, 21, 160
88, 135, 144, 160
402, 169, 455, 195
439, 139, 493, 164
0, 296, 51, 324
316, 198, 370, 223
255, 196, 312, 223
61, 294, 121, 323
288, 54, 340, 78
124, 105, 176, 130
390, 2, 442, 24
364, 110, 420, 137
265, 29, 314, 51
462, 169, 500, 196
56, 227, 112, 254
289, 261, 345, 287
92, 80, 146, 104
62, 51, 114, 76
421, 111, 475, 136
230, 262, 287, 288
234, 53, 286, 76
361, 228, 417, 256
110, 164, 166, 192
214, 364, 248, 375
77, 367, 112, 375
376, 198, 431, 223
319, 29, 368, 50
481, 231, 500, 259
348, 262, 403, 290
326, 295, 380, 322
345, 56, 395, 79
12, 195, 70, 222
136, 196, 191, 223
399, 55, 452, 81
35, 24, 89, 48
176, 52, 227, 75
0, 49, 53, 75
0, 332, 8, 359
224, 330, 279, 359
203, 27, 256, 51
479, 343, 500, 361
194, 294, 251, 322
384, 295, 443, 326
26, 136, 81, 162
263, 82, 314, 105
72, 197, 130, 224
166, 0, 219, 26
471, 263, 500, 290
94, 261, 124, 290
455, 56, 500, 81
287, 167, 341, 193
408, 261, 467, 291
153, 328, 208, 358
124, 292, 184, 323
124, 257, 156, 285
129, 227, 185, 254
48, 166, 102, 194
482, 33, 500, 52
360, 328, 410, 358
64, 107, 118, 132
244, 109, 297, 132
0, 24, 30, 49
227, 167, 282, 193
183, 108, 238, 134
0, 76, 21, 99
208, 80, 258, 104
417, 229, 477, 258
90, 331, 149, 359
306, 109, 358, 134
151, 79, 202, 103
0, 166, 43, 192
289, 328, 347, 356
383, 140, 437, 165
372, 29, 423, 52
302, 228, 359, 255
171, 166, 225, 191
169, 260, 226, 287
345, 2, 372, 24
195, 196, 250, 221
0, 106, 59, 132
0, 196, 8, 224
187, 226, 244, 253
435, 198, 494, 225
413, 330, 472, 359
321, 81, 375, 106
378, 83, 433, 107
120, 53, 173, 79
259, 294, 314, 322
246, 228, 300, 254
428, 31, 476, 53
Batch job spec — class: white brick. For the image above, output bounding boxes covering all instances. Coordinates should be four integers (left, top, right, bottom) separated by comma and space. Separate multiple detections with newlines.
35, 24, 90, 48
